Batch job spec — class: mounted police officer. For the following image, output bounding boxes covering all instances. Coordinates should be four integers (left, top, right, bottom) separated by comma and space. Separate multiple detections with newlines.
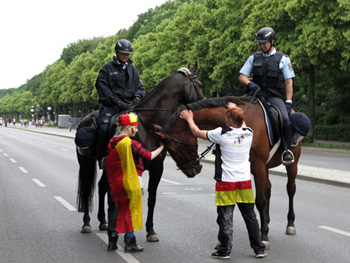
239, 27, 295, 165
95, 39, 145, 166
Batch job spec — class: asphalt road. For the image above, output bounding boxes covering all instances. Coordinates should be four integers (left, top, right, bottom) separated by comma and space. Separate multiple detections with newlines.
1, 127, 350, 263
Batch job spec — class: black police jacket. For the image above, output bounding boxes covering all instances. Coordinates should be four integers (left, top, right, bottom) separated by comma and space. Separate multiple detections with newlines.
95, 56, 145, 106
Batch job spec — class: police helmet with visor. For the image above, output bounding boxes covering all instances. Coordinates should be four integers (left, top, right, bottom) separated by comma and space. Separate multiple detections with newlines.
115, 39, 133, 54
254, 27, 276, 43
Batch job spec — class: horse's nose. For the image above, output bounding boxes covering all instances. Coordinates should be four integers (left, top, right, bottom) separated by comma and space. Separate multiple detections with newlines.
195, 163, 203, 174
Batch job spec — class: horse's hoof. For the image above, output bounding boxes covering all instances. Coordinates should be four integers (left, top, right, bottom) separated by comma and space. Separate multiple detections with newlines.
81, 226, 92, 233
99, 223, 108, 231
262, 240, 270, 250
286, 226, 296, 235
146, 234, 159, 242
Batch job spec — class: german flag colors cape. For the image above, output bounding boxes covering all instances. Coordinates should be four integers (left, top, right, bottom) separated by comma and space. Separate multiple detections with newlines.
105, 136, 142, 233
215, 180, 255, 206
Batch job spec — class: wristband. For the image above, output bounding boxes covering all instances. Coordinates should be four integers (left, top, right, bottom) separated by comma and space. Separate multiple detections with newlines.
285, 100, 292, 104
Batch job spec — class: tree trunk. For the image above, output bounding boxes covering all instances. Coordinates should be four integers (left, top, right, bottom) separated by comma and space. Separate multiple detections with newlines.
308, 64, 315, 134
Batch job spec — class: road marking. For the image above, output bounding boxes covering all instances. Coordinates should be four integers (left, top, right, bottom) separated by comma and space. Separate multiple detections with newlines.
96, 233, 140, 263
54, 196, 77, 211
319, 226, 350, 237
184, 187, 203, 191
19, 167, 28, 173
161, 178, 181, 185
9, 158, 17, 163
3, 153, 8, 157
32, 179, 46, 187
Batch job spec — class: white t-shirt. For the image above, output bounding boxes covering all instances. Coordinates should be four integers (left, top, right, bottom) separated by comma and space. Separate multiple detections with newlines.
207, 126, 253, 182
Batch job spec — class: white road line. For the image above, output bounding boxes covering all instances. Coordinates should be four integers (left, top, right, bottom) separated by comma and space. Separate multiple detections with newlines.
9, 158, 17, 163
32, 179, 46, 187
96, 233, 141, 263
161, 178, 181, 185
54, 196, 77, 211
319, 226, 350, 237
19, 167, 28, 173
3, 153, 8, 157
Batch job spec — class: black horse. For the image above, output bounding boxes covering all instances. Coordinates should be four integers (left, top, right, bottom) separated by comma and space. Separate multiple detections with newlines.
76, 64, 204, 241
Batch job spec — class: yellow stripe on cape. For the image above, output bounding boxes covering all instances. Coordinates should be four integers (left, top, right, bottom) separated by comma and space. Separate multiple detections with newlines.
116, 137, 143, 232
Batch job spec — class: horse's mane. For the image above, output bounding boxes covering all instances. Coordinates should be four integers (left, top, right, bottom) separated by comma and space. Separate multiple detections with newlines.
161, 96, 251, 133
140, 69, 191, 102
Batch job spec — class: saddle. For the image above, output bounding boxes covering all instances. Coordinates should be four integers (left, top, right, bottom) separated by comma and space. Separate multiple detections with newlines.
257, 96, 311, 148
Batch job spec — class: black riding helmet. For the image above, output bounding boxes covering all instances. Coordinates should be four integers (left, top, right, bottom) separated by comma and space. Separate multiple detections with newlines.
254, 27, 276, 43
115, 39, 133, 54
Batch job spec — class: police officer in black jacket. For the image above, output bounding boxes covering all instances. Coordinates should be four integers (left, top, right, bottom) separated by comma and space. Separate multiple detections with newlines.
239, 27, 295, 165
95, 39, 145, 165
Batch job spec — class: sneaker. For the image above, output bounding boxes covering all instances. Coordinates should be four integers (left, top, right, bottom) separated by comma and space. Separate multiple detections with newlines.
282, 150, 294, 165
211, 251, 231, 260
255, 252, 266, 258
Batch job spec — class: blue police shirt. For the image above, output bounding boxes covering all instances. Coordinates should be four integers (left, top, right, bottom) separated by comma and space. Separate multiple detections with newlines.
239, 48, 295, 79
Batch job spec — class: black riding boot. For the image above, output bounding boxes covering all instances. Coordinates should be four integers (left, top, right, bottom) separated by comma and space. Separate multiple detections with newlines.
107, 234, 118, 251
124, 236, 144, 253
282, 125, 294, 165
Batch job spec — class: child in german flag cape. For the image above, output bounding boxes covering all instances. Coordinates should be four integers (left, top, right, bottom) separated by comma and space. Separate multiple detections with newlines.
105, 112, 164, 253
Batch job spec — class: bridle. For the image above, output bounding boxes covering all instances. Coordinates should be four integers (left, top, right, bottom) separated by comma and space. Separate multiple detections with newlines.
163, 134, 201, 171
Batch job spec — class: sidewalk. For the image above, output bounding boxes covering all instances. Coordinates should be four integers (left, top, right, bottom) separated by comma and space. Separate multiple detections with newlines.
8, 125, 350, 188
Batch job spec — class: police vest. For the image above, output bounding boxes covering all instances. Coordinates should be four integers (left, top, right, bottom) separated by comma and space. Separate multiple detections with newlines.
252, 51, 284, 98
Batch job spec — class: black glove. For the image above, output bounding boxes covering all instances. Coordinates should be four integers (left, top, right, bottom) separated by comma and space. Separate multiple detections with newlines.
247, 82, 260, 92
132, 96, 141, 105
285, 102, 292, 115
117, 100, 128, 110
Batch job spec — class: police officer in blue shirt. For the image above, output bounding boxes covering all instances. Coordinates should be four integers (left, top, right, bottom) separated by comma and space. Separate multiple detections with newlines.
239, 27, 295, 165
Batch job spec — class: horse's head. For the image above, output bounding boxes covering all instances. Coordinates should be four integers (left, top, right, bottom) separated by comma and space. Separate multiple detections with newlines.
154, 111, 203, 178
179, 62, 205, 104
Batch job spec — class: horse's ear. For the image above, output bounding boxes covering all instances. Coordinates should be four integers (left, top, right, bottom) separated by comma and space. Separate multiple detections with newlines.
154, 131, 169, 140
153, 124, 162, 132
190, 61, 198, 75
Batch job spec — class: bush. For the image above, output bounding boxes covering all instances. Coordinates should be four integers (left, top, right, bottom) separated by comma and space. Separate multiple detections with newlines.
314, 125, 350, 142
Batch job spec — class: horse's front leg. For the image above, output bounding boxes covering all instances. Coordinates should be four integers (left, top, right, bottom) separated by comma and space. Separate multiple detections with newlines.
145, 163, 164, 242
252, 162, 270, 249
285, 162, 297, 235
97, 171, 108, 231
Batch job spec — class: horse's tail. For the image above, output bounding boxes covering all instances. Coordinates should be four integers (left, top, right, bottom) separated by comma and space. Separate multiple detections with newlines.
76, 149, 97, 212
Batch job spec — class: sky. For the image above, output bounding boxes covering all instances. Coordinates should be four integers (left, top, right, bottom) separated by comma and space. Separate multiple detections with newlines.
0, 0, 168, 89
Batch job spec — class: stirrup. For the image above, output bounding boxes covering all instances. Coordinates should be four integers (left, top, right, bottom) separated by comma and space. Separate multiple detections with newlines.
282, 149, 294, 166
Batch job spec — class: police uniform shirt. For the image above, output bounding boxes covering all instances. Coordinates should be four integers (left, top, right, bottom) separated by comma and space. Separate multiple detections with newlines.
207, 127, 253, 182
239, 48, 295, 79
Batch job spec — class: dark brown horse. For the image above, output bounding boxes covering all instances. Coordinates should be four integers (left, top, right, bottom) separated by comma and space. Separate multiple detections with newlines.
155, 96, 302, 248
76, 64, 204, 241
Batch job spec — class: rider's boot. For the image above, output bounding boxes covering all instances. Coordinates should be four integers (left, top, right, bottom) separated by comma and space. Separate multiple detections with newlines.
282, 125, 294, 165
107, 233, 118, 251
124, 236, 144, 253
